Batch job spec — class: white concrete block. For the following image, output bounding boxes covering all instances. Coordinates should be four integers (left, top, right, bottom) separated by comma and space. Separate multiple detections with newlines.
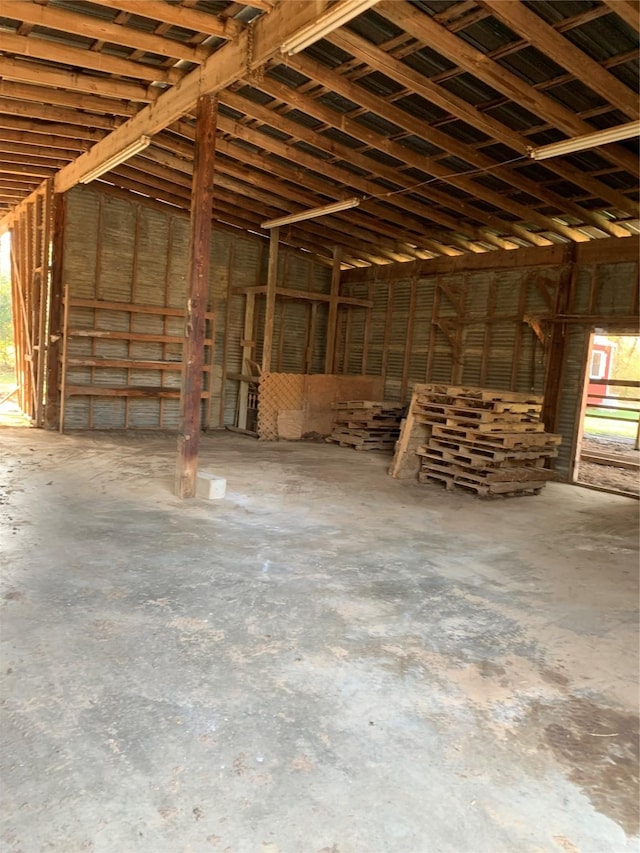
196, 472, 227, 500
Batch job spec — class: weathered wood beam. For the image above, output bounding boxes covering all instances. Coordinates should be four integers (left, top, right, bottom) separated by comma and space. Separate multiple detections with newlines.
0, 30, 181, 84
325, 247, 342, 373
261, 227, 279, 374
0, 115, 110, 141
0, 97, 121, 128
54, 1, 332, 194
215, 109, 522, 250
0, 61, 151, 106
171, 117, 478, 253
327, 28, 638, 219
1, 151, 70, 169
227, 81, 551, 247
175, 95, 217, 500
0, 137, 89, 158
379, 1, 638, 176
601, 0, 640, 33
280, 55, 589, 243
8, 1, 212, 63
0, 162, 57, 177
482, 0, 638, 120
144, 144, 425, 256
85, 0, 243, 40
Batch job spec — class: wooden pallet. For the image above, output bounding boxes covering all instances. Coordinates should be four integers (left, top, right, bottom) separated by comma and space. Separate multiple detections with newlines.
390, 382, 561, 498
329, 400, 403, 451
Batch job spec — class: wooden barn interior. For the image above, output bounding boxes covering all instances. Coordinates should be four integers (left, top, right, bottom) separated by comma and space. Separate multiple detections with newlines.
0, 1, 639, 850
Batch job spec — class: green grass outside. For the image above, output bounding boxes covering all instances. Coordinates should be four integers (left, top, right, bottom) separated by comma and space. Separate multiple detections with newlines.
584, 414, 638, 440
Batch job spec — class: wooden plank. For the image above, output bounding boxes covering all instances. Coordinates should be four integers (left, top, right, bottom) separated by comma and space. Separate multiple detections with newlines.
67, 296, 214, 318
9, 1, 211, 64
261, 227, 279, 374
325, 246, 342, 373
66, 329, 214, 345
53, 2, 331, 195
237, 292, 256, 429
542, 249, 575, 433
401, 276, 417, 402
0, 64, 150, 107
0, 31, 180, 85
59, 283, 71, 433
232, 284, 372, 308
379, 1, 637, 176
601, 0, 640, 33
65, 385, 210, 399
282, 55, 583, 245
85, 0, 242, 39
327, 26, 635, 217
484, 0, 638, 120
175, 95, 217, 499
34, 182, 52, 428
342, 243, 569, 285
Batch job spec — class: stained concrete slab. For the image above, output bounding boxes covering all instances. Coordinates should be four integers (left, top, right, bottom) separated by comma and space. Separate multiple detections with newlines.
0, 428, 638, 853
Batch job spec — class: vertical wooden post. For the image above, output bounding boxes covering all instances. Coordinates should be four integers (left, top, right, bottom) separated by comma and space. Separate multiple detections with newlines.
175, 94, 217, 499
261, 226, 279, 374
237, 292, 255, 428
59, 283, 70, 433
542, 246, 576, 433
324, 246, 341, 373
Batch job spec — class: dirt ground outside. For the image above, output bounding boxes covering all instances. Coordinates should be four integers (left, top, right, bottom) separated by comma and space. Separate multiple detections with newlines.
578, 435, 639, 497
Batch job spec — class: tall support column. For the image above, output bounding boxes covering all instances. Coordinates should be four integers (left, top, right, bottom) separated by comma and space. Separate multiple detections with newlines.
542, 245, 576, 434
45, 192, 65, 429
175, 94, 217, 499
324, 246, 342, 373
261, 226, 279, 374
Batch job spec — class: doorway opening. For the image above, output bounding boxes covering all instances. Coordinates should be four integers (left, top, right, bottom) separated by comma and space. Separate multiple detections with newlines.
575, 332, 640, 497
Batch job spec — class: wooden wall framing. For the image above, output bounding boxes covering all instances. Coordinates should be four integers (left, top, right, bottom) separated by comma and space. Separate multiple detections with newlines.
8, 180, 54, 426
339, 238, 640, 479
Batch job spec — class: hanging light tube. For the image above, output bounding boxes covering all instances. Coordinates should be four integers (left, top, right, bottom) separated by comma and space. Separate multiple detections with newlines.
527, 121, 640, 160
79, 136, 152, 183
280, 0, 381, 55
261, 197, 361, 229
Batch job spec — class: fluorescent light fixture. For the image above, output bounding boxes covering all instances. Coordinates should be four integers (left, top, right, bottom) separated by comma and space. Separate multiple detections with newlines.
79, 135, 152, 183
261, 197, 360, 228
528, 121, 640, 160
281, 0, 380, 55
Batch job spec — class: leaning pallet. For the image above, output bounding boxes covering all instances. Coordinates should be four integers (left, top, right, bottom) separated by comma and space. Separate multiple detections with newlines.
391, 384, 562, 498
328, 401, 405, 451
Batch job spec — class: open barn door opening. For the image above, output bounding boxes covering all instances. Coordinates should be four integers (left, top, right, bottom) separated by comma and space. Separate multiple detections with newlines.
574, 331, 640, 498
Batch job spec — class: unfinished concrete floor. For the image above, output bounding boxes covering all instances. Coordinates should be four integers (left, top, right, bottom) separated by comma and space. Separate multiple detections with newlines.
1, 429, 638, 853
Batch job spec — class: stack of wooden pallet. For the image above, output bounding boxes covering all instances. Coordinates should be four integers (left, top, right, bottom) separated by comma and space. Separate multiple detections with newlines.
396, 384, 561, 497
329, 401, 404, 451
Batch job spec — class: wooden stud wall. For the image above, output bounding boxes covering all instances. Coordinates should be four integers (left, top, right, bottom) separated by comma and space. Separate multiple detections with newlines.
8, 180, 53, 426
339, 238, 640, 479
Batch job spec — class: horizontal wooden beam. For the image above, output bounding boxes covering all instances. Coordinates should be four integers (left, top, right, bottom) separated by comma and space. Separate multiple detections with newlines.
85, 0, 243, 39
342, 235, 640, 283
482, 0, 638, 121
0, 115, 110, 141
8, 1, 211, 64
0, 30, 181, 84
327, 27, 638, 219
601, 0, 640, 33
232, 285, 373, 307
379, 1, 638, 177
0, 97, 121, 129
0, 61, 151, 107
54, 1, 332, 194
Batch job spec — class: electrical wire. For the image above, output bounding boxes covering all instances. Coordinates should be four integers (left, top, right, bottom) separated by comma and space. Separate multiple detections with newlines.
359, 153, 529, 203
